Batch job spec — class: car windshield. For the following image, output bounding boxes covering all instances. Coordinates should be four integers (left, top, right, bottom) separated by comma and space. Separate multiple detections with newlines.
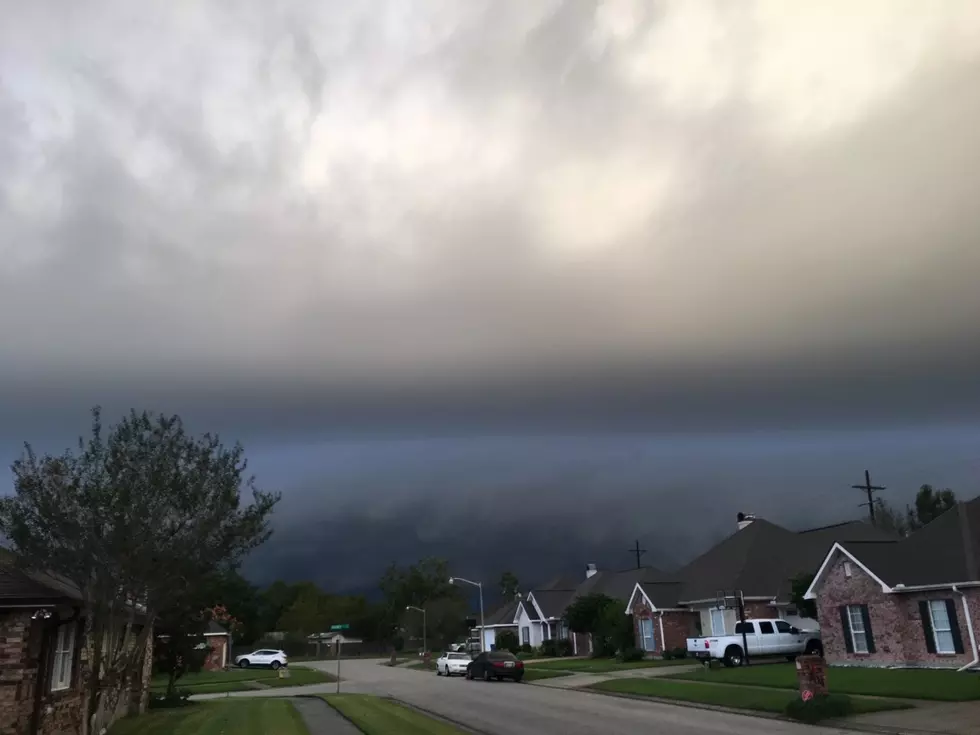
488, 652, 516, 661
448, 653, 469, 660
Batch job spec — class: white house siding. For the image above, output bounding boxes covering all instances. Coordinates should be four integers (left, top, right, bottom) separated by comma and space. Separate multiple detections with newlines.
482, 628, 496, 650
514, 606, 544, 647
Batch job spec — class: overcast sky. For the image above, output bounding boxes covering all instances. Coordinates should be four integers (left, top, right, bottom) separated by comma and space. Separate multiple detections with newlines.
2, 1, 979, 595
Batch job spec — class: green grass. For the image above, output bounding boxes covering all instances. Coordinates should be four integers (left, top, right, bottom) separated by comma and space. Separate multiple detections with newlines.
151, 667, 333, 694
528, 657, 694, 673
590, 678, 912, 716
670, 663, 980, 701
109, 699, 309, 735
405, 660, 437, 671
322, 694, 466, 734
523, 669, 573, 681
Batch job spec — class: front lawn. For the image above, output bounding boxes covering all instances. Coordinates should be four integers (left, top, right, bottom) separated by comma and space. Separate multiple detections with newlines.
528, 657, 694, 673
590, 678, 911, 716
322, 694, 465, 734
150, 667, 333, 694
109, 699, 308, 735
670, 664, 980, 701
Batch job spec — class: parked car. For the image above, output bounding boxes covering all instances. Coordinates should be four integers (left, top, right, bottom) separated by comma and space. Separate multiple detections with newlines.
687, 618, 822, 667
466, 651, 524, 682
436, 651, 472, 677
235, 648, 288, 669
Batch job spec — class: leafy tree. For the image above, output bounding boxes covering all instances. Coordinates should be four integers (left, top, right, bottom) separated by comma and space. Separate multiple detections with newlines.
564, 593, 625, 657
0, 408, 278, 734
204, 569, 264, 645
872, 498, 910, 537
259, 580, 304, 633
790, 572, 817, 620
378, 558, 466, 649
907, 484, 956, 530
499, 571, 520, 598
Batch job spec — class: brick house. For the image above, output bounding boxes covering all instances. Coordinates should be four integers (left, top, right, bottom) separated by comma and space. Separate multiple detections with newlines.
805, 496, 980, 670
0, 561, 153, 735
626, 513, 891, 654
201, 621, 231, 671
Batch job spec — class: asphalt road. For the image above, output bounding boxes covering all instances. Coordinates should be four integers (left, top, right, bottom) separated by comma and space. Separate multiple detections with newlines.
195, 659, 856, 735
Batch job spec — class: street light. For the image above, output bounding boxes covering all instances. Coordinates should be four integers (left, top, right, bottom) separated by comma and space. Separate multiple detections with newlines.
448, 576, 484, 653
405, 605, 427, 654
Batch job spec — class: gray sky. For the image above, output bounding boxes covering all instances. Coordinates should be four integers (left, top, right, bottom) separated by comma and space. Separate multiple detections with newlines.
2, 1, 979, 593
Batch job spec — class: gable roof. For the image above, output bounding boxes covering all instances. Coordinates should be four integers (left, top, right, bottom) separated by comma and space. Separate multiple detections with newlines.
528, 589, 575, 619
0, 554, 83, 606
205, 620, 229, 635
808, 497, 980, 594
483, 600, 520, 626
676, 517, 893, 604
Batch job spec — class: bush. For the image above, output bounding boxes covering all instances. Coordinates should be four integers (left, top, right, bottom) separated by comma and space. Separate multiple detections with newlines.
617, 646, 644, 662
539, 639, 558, 657
784, 694, 854, 723
520, 643, 533, 654
671, 647, 688, 659
496, 630, 520, 654
662, 649, 673, 660
556, 639, 573, 657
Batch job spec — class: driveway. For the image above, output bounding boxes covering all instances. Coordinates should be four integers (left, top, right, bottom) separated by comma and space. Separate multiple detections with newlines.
193, 658, 859, 735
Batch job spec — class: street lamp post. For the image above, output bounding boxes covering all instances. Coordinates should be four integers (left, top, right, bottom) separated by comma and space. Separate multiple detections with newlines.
449, 577, 484, 652
405, 605, 427, 655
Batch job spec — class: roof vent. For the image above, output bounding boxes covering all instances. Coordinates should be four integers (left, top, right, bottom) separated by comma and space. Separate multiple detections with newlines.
737, 512, 757, 531
586, 563, 598, 579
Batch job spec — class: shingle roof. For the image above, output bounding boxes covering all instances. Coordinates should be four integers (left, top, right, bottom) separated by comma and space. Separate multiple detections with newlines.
483, 600, 519, 626
528, 589, 574, 619
206, 620, 229, 635
527, 566, 680, 618
0, 554, 83, 604
677, 517, 893, 603
840, 497, 980, 587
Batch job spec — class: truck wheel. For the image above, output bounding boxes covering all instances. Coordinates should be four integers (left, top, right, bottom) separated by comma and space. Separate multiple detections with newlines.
723, 646, 743, 668
805, 641, 823, 656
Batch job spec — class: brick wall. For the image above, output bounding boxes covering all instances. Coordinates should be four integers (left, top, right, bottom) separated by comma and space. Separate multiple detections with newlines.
744, 601, 779, 619
203, 635, 227, 671
628, 597, 700, 653
816, 551, 980, 668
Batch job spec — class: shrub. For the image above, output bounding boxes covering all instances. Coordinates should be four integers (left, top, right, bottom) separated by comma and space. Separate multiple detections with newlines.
520, 643, 533, 654
149, 691, 191, 710
662, 649, 673, 660
556, 639, 573, 657
540, 639, 558, 657
617, 646, 644, 662
671, 647, 688, 659
496, 630, 520, 654
784, 694, 854, 723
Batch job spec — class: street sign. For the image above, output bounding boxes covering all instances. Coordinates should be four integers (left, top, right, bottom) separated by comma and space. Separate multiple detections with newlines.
330, 624, 350, 631
802, 689, 813, 702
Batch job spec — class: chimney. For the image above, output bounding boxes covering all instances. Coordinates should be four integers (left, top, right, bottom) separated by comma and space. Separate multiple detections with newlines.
585, 563, 598, 579
737, 512, 756, 531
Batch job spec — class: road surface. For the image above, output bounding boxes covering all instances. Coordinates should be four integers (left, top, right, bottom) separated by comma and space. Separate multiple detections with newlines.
194, 659, 858, 735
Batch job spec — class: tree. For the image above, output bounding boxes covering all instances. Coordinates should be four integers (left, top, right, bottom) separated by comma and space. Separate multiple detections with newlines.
564, 593, 624, 657
499, 571, 520, 598
378, 558, 466, 649
0, 408, 279, 735
496, 629, 519, 654
872, 498, 910, 537
908, 484, 956, 530
790, 572, 817, 620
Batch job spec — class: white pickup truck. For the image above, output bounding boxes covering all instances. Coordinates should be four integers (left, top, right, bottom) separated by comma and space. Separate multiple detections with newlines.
687, 618, 822, 667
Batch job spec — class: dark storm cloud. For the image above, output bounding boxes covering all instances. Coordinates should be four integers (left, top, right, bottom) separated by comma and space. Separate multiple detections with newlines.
2, 1, 980, 589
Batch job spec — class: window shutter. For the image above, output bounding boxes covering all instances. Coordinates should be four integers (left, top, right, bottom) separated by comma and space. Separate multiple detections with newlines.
919, 600, 936, 654
860, 605, 876, 654
839, 606, 854, 653
945, 599, 965, 655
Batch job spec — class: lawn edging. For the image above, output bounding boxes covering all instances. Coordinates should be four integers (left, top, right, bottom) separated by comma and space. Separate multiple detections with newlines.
389, 697, 494, 735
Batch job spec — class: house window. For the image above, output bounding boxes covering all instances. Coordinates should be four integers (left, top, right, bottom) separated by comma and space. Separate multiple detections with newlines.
928, 600, 955, 654
521, 626, 530, 645
710, 608, 726, 636
843, 561, 853, 578
638, 617, 656, 651
51, 623, 75, 691
847, 605, 869, 654
558, 620, 568, 639
543, 624, 550, 641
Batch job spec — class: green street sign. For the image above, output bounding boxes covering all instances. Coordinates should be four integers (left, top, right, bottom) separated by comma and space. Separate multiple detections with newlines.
330, 624, 350, 631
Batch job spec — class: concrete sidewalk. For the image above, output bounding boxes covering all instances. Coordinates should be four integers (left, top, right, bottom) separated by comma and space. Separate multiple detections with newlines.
531, 664, 700, 689
291, 697, 361, 734
843, 699, 980, 735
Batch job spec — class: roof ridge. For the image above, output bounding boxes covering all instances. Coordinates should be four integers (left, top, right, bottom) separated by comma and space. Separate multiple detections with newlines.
798, 520, 864, 534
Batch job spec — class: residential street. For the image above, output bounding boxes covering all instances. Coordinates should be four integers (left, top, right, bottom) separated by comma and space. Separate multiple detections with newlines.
192, 659, 859, 735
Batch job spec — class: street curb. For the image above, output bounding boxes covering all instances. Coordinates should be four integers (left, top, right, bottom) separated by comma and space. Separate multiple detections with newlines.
389, 697, 494, 735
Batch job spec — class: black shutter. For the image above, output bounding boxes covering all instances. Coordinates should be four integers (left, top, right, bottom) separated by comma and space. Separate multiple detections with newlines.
945, 599, 965, 655
839, 606, 854, 653
919, 600, 936, 654
860, 605, 876, 653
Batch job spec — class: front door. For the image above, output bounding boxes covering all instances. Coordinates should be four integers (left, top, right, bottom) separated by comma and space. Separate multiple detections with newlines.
639, 617, 656, 652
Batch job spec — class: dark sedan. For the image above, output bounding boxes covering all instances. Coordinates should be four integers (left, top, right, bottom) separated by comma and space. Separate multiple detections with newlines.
465, 651, 524, 682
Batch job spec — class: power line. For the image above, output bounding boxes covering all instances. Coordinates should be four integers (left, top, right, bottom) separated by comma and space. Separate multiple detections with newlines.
851, 469, 886, 525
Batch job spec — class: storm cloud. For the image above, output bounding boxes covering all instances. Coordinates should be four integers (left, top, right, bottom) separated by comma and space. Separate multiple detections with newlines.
2, 1, 979, 591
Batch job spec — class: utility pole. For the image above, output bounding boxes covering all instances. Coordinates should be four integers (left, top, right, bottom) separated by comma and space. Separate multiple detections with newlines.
629, 540, 647, 569
852, 469, 886, 525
